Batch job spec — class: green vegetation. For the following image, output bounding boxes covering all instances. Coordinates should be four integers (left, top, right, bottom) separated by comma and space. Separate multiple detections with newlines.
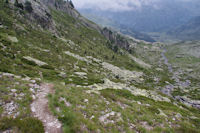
48, 83, 200, 132
165, 42, 200, 101
0, 117, 44, 133
14, 0, 24, 10
24, 1, 33, 13
0, 75, 44, 132
0, 0, 200, 133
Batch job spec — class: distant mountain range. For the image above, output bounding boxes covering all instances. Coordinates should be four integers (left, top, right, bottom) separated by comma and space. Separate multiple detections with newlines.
81, 11, 156, 42
78, 0, 200, 42
167, 16, 200, 41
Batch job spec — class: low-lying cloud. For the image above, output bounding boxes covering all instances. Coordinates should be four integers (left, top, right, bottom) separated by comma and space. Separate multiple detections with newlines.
73, 0, 192, 12
73, 0, 160, 11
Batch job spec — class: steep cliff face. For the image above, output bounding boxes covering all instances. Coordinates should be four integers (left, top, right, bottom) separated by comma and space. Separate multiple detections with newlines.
41, 0, 79, 18
102, 27, 131, 51
41, 0, 102, 32
9, 0, 55, 30
11, 0, 102, 34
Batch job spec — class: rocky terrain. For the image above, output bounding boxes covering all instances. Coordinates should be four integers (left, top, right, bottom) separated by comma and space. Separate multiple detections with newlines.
0, 0, 200, 133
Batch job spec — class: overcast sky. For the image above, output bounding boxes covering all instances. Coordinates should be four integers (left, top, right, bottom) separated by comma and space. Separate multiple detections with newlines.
73, 0, 192, 12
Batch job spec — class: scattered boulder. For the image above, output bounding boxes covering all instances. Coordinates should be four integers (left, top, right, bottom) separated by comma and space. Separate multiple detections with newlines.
129, 54, 151, 68
3, 101, 18, 117
65, 51, 92, 64
175, 96, 200, 109
102, 62, 143, 82
35, 47, 50, 52
156, 68, 163, 71
2, 73, 15, 77
7, 36, 18, 43
140, 121, 153, 130
58, 72, 67, 78
59, 97, 71, 107
158, 109, 167, 117
22, 77, 31, 81
175, 113, 182, 120
86, 56, 102, 63
84, 99, 89, 103
176, 55, 184, 58
11, 89, 17, 93
23, 56, 48, 66
99, 111, 122, 125
186, 69, 193, 73
0, 23, 3, 28
74, 72, 87, 79
85, 78, 171, 102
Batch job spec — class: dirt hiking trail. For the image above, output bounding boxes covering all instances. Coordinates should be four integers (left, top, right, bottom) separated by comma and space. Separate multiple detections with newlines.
31, 83, 62, 133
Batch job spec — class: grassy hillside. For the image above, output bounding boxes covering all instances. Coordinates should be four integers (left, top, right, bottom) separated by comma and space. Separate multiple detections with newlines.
0, 1, 200, 133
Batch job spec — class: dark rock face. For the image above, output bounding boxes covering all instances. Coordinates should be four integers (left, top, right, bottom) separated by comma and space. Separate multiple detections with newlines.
101, 27, 130, 51
41, 0, 79, 18
10, 0, 55, 30
41, 0, 101, 32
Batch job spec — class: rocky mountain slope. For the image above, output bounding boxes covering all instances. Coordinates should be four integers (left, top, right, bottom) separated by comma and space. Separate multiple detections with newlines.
0, 0, 200, 133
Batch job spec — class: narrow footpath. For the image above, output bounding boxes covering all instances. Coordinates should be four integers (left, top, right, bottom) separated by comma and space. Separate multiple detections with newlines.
31, 83, 62, 133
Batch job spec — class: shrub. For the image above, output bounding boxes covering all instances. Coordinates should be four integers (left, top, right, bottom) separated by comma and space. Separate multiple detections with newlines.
0, 38, 12, 46
5, 0, 9, 4
18, 117, 44, 133
14, 0, 24, 10
69, 0, 74, 8
0, 63, 12, 73
41, 64, 54, 70
58, 110, 76, 133
0, 117, 44, 133
21, 58, 37, 66
147, 106, 160, 114
25, 1, 33, 13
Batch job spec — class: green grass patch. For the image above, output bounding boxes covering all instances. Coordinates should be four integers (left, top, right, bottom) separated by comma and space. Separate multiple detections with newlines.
0, 117, 44, 133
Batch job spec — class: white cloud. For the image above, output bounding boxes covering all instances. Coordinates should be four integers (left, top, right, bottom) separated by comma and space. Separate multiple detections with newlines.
73, 0, 161, 12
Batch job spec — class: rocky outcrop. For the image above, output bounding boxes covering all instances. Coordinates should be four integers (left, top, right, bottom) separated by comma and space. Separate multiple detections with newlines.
41, 0, 79, 18
7, 36, 18, 43
10, 0, 55, 30
85, 78, 171, 102
129, 54, 151, 69
102, 62, 143, 82
64, 51, 92, 64
101, 27, 131, 51
15, 0, 101, 33
22, 56, 48, 67
41, 0, 101, 32
175, 96, 200, 109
